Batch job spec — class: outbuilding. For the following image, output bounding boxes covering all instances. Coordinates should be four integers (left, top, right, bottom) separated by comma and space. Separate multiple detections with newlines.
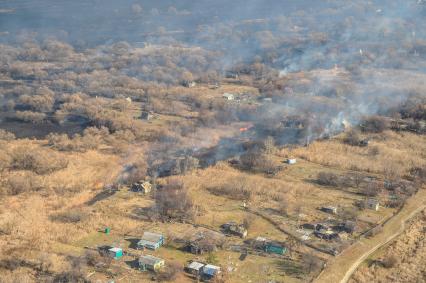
202, 264, 221, 280
186, 261, 205, 276
108, 247, 123, 259
138, 255, 165, 272
137, 232, 164, 250
320, 206, 338, 215
223, 93, 235, 100
141, 111, 154, 121
131, 181, 152, 194
366, 199, 380, 211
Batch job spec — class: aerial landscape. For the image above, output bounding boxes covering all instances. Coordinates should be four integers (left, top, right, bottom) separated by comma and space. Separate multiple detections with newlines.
0, 1, 425, 282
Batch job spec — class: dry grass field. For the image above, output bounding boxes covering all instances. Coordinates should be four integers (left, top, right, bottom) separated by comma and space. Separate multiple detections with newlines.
350, 208, 426, 283
0, 127, 424, 282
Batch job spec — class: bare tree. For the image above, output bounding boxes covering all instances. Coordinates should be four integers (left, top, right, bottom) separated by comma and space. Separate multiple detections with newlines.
153, 179, 194, 222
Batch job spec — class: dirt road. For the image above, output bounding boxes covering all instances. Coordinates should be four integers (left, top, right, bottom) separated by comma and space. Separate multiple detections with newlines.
315, 188, 426, 283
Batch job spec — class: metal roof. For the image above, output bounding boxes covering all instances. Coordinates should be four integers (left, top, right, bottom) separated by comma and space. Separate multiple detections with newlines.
188, 261, 205, 270
141, 232, 163, 243
139, 255, 164, 266
203, 264, 221, 276
109, 247, 122, 253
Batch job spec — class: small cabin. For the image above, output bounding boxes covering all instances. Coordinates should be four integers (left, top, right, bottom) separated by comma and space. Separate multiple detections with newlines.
182, 81, 196, 88
225, 71, 240, 79
186, 261, 205, 276
141, 111, 154, 121
222, 93, 235, 101
137, 232, 164, 250
221, 222, 247, 238
366, 199, 380, 211
138, 255, 165, 272
108, 247, 123, 259
131, 181, 152, 194
320, 206, 338, 215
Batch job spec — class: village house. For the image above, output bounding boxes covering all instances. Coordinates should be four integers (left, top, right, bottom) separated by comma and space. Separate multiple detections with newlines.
131, 181, 152, 194
366, 198, 380, 211
225, 71, 240, 79
182, 80, 197, 88
141, 111, 154, 121
186, 261, 205, 276
221, 222, 248, 238
222, 93, 235, 100
202, 264, 221, 280
137, 232, 164, 250
108, 247, 123, 259
138, 255, 165, 272
186, 230, 224, 254
320, 206, 338, 215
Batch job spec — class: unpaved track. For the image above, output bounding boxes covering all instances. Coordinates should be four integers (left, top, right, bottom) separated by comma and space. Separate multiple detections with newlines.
315, 188, 426, 283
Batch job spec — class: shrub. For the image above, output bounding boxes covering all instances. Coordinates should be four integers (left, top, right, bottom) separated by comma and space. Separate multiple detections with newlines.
207, 178, 253, 201
343, 129, 361, 146
317, 172, 339, 187
382, 255, 398, 268
152, 179, 194, 222
0, 129, 15, 141
0, 150, 11, 172
156, 262, 181, 282
14, 110, 46, 124
7, 172, 44, 195
11, 147, 68, 175
240, 149, 278, 174
361, 116, 390, 133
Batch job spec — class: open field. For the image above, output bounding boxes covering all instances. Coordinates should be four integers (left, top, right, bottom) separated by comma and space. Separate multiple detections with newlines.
0, 128, 424, 282
349, 207, 426, 283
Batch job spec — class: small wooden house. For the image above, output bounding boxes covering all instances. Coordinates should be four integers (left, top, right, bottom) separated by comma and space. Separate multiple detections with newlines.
137, 232, 164, 250
186, 261, 205, 276
138, 255, 165, 272
320, 206, 338, 215
182, 81, 197, 88
141, 111, 154, 121
131, 181, 152, 194
366, 199, 380, 211
221, 222, 247, 238
222, 93, 235, 100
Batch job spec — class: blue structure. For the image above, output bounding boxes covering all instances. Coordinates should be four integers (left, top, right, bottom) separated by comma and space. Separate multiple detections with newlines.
108, 247, 123, 259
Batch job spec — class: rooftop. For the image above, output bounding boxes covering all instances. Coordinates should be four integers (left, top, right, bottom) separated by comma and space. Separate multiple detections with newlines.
139, 255, 164, 266
203, 264, 221, 276
109, 247, 122, 253
141, 232, 163, 243
188, 261, 205, 270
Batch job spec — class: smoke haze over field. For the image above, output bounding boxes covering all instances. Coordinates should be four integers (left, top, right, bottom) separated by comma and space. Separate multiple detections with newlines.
0, 0, 426, 148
